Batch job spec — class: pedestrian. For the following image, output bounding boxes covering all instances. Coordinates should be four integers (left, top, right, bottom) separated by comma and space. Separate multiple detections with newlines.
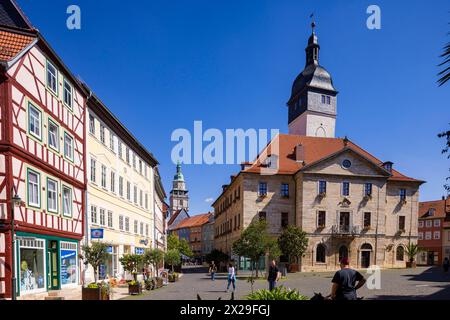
443, 257, 449, 273
267, 260, 281, 291
209, 261, 218, 281
226, 263, 236, 292
330, 257, 366, 301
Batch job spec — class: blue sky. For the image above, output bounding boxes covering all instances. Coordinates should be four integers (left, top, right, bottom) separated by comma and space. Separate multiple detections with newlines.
18, 0, 450, 215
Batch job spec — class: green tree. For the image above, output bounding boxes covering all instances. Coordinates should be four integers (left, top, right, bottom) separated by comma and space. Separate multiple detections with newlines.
278, 226, 309, 268
167, 234, 180, 251
143, 248, 165, 277
405, 242, 420, 263
119, 254, 143, 281
438, 127, 450, 192
438, 27, 449, 86
179, 238, 193, 257
167, 233, 193, 257
165, 249, 181, 272
81, 242, 110, 283
232, 219, 279, 278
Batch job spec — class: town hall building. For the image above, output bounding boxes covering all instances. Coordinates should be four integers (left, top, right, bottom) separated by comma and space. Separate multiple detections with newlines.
213, 23, 424, 272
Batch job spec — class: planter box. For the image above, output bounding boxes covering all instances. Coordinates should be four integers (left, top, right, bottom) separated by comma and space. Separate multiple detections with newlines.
82, 287, 109, 301
406, 261, 417, 268
128, 284, 142, 295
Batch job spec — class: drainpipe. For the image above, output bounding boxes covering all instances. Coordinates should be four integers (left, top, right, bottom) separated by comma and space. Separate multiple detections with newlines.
374, 182, 380, 266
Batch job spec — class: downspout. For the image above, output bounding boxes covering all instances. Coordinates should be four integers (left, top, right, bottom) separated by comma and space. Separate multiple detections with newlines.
374, 182, 380, 266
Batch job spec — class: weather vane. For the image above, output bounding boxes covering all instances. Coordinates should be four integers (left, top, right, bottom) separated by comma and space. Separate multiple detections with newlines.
310, 12, 316, 32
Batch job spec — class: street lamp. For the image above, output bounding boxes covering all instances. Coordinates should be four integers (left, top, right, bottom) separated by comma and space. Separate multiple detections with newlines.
10, 193, 22, 301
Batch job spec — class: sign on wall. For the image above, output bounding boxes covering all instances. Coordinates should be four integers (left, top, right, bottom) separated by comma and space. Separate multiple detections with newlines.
91, 229, 104, 239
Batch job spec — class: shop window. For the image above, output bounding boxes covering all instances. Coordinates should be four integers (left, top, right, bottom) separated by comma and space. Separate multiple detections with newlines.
18, 238, 46, 294
60, 242, 78, 286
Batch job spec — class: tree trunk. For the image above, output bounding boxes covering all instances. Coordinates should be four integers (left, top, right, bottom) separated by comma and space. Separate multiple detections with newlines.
94, 265, 98, 283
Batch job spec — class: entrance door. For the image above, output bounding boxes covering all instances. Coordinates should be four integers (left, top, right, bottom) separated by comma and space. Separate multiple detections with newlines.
339, 212, 350, 232
427, 252, 435, 265
47, 241, 60, 290
361, 251, 371, 268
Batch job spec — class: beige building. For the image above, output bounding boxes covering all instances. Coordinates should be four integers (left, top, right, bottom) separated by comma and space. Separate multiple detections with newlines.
213, 24, 423, 272
83, 88, 159, 281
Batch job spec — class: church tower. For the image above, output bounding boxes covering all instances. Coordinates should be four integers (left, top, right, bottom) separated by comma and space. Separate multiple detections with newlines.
287, 21, 338, 138
169, 162, 189, 215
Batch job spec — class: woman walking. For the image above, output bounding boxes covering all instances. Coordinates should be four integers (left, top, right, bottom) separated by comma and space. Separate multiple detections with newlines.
226, 263, 236, 292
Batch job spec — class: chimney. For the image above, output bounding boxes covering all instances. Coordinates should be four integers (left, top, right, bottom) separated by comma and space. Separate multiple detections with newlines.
295, 144, 304, 162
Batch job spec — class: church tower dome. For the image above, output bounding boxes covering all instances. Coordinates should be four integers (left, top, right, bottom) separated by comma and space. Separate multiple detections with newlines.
287, 21, 338, 138
169, 162, 189, 215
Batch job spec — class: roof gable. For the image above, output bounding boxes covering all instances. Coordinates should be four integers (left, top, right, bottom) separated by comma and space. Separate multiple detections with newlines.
300, 147, 391, 177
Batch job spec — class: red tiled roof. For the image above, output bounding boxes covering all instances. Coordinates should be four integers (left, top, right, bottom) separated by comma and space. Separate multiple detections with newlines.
171, 213, 212, 230
0, 29, 35, 62
419, 199, 450, 219
242, 134, 421, 182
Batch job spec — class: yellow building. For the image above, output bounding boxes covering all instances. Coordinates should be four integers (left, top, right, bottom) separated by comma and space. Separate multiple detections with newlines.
83, 87, 159, 282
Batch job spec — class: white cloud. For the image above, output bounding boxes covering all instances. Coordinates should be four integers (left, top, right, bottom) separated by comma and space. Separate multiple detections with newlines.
204, 198, 214, 203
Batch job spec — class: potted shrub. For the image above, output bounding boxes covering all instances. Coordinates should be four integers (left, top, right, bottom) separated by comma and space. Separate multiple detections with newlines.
81, 242, 110, 300
405, 243, 419, 268
119, 254, 143, 295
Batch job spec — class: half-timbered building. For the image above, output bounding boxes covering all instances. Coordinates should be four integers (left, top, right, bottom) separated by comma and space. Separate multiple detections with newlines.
0, 1, 88, 299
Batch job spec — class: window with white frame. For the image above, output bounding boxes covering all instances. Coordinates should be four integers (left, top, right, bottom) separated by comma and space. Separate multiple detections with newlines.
90, 158, 96, 183
140, 190, 143, 207
64, 133, 74, 161
126, 147, 130, 164
425, 231, 432, 240
127, 181, 131, 200
125, 217, 130, 232
27, 169, 40, 207
91, 205, 97, 224
132, 153, 136, 169
139, 160, 142, 175
434, 231, 441, 240
62, 186, 73, 217
134, 220, 138, 234
110, 171, 116, 193
140, 222, 144, 235
89, 114, 95, 135
47, 178, 58, 213
28, 103, 42, 139
418, 232, 423, 240
426, 220, 432, 228
100, 124, 105, 144
134, 185, 138, 204
48, 120, 59, 151
145, 193, 148, 209
144, 164, 147, 178
101, 165, 107, 188
145, 224, 149, 237
119, 176, 123, 197
99, 209, 105, 226
119, 215, 124, 231
63, 78, 73, 109
434, 219, 441, 227
110, 133, 115, 153
46, 60, 58, 93
118, 141, 122, 159
418, 220, 424, 228
107, 211, 113, 228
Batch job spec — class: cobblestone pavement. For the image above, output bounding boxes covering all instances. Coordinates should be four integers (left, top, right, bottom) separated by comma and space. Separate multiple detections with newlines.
123, 266, 450, 300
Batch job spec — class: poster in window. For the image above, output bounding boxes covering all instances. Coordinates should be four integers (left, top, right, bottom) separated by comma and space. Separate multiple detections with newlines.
60, 249, 77, 285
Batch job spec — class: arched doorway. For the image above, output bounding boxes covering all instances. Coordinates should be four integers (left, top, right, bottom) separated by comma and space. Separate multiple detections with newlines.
360, 243, 373, 268
339, 245, 348, 263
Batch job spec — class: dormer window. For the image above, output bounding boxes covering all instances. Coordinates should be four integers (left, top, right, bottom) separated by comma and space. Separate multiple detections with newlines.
383, 161, 393, 173
428, 208, 435, 217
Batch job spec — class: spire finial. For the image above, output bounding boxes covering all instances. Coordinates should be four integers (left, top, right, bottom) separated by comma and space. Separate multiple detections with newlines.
310, 13, 315, 34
